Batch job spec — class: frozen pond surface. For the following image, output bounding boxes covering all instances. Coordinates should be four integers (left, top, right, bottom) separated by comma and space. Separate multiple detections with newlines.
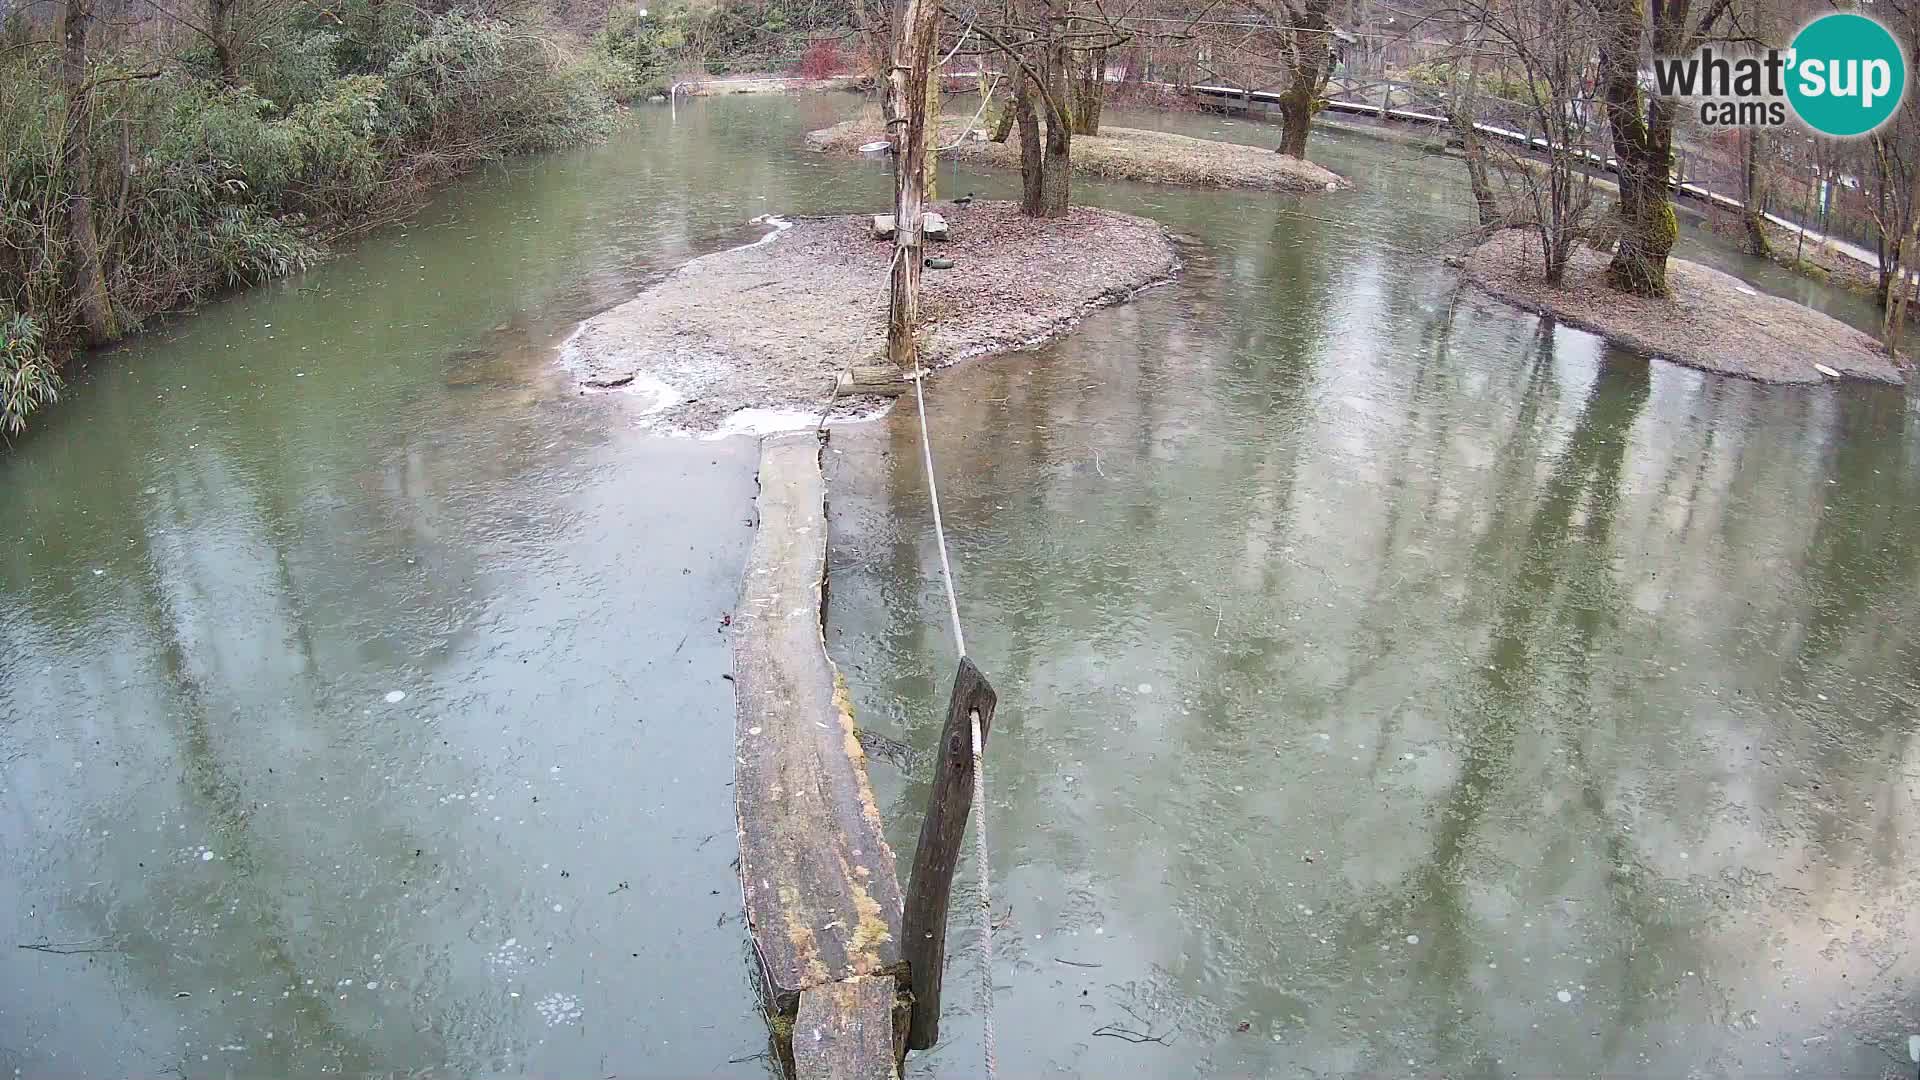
825, 109, 1920, 1079
3, 91, 1914, 1076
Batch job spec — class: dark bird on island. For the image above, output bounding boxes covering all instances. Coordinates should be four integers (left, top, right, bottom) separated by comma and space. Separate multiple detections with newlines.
951, 193, 974, 207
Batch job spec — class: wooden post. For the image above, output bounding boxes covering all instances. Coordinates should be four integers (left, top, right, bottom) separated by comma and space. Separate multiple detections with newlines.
885, 0, 939, 372
900, 657, 997, 1051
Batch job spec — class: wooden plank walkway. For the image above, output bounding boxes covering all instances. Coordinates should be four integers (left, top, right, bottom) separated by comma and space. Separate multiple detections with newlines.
733, 430, 907, 1079
793, 975, 905, 1080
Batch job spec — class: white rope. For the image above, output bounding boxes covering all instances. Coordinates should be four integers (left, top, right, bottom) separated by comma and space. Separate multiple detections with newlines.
939, 73, 1002, 152
971, 704, 995, 1079
910, 369, 967, 659
908, 363, 993, 1079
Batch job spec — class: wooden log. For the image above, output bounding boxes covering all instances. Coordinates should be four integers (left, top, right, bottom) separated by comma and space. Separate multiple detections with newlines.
792, 975, 906, 1080
734, 432, 905, 1026
836, 364, 913, 397
899, 657, 997, 1051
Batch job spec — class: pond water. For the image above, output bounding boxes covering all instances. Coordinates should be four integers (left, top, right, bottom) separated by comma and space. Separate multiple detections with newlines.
0, 93, 876, 1077
2, 92, 1914, 1077
824, 109, 1920, 1076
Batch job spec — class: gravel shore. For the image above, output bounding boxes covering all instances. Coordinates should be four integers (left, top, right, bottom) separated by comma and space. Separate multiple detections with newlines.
1460, 229, 1906, 385
561, 203, 1179, 433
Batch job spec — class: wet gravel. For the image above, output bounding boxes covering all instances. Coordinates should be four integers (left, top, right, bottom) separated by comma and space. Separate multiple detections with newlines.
562, 203, 1180, 433
1460, 229, 1907, 384
807, 118, 1349, 193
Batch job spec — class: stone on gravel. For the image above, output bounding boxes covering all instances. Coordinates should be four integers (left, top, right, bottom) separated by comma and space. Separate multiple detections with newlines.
869, 212, 947, 240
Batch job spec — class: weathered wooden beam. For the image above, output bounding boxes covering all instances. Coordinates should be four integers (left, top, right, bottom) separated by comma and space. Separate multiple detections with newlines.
900, 657, 997, 1051
836, 364, 913, 398
792, 974, 908, 1080
733, 431, 906, 1074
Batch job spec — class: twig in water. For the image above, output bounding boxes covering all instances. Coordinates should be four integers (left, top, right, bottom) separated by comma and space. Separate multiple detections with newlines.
1093, 1023, 1174, 1045
19, 938, 119, 955
1055, 957, 1104, 968
726, 1050, 770, 1064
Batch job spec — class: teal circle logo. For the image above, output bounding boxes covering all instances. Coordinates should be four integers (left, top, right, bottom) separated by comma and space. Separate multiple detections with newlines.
1786, 13, 1907, 137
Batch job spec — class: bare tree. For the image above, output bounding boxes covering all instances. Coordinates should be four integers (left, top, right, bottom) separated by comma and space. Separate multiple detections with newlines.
1739, 128, 1770, 257
1868, 0, 1917, 354
1586, 0, 1735, 297
1869, 110, 1918, 356
1184, 0, 1341, 160
955, 0, 1209, 211
1443, 21, 1498, 225
1269, 0, 1334, 157
1450, 0, 1603, 283
886, 0, 940, 368
1069, 40, 1107, 133
964, 0, 1082, 215
59, 0, 117, 344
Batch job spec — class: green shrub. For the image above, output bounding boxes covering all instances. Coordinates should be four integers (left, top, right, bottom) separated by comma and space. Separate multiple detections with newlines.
595, 6, 685, 99
327, 0, 432, 74
0, 4, 615, 439
1, 310, 60, 437
387, 12, 613, 154
207, 206, 316, 286
246, 27, 346, 111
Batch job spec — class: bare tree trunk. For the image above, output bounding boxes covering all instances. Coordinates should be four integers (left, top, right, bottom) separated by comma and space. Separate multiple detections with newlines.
1014, 68, 1043, 213
884, 0, 938, 371
1038, 26, 1071, 217
849, 0, 890, 83
1275, 0, 1333, 160
1459, 126, 1497, 228
1070, 46, 1105, 135
60, 0, 115, 345
1741, 128, 1770, 258
1794, 154, 1814, 266
1886, 173, 1920, 358
1449, 49, 1497, 227
1870, 132, 1906, 312
1594, 0, 1674, 297
990, 96, 1016, 142
924, 54, 939, 200
1591, 0, 1721, 297
208, 0, 237, 83
1885, 230, 1913, 357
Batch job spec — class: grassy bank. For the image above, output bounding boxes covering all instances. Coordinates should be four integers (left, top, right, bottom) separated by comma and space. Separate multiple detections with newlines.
0, 3, 665, 437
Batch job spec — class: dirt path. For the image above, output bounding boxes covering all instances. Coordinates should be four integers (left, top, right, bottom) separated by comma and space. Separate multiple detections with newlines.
561, 203, 1179, 433
1459, 230, 1906, 385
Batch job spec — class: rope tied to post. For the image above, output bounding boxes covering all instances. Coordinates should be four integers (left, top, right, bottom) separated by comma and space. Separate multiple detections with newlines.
969, 703, 996, 1078
908, 365, 997, 1080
